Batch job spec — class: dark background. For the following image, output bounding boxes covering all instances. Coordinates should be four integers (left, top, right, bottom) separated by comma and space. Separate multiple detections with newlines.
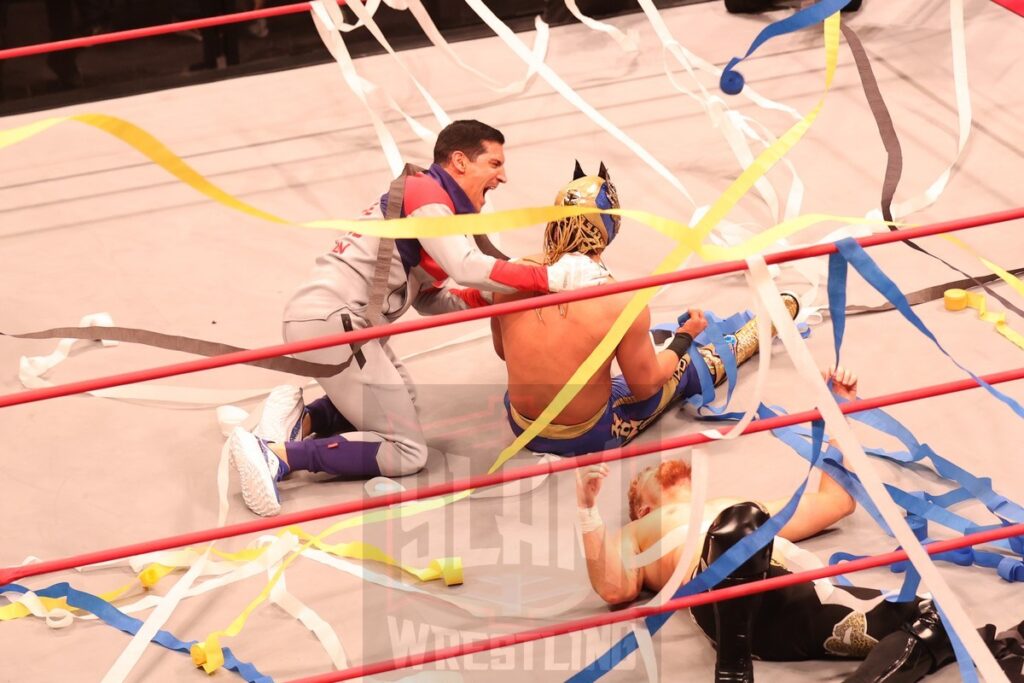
0, 0, 707, 116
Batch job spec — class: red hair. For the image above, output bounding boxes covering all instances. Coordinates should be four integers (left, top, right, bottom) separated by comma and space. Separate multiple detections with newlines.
627, 459, 692, 520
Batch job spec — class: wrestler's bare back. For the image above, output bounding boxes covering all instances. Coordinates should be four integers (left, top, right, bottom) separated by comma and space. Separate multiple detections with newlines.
494, 258, 637, 424
632, 499, 745, 593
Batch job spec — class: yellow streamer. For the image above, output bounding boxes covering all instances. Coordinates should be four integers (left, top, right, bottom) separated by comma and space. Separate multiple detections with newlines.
0, 563, 174, 621
1, 14, 845, 669
1, 114, 289, 225
942, 235, 1024, 301
191, 11, 843, 671
0, 115, 895, 254
0, 534, 457, 624
944, 289, 1024, 350
287, 528, 462, 585
486, 11, 841, 473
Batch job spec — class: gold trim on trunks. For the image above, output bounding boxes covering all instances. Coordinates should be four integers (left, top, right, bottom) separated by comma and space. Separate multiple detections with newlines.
509, 401, 607, 439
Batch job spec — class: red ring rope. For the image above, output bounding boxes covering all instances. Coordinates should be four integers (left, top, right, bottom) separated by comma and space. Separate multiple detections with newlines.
0, 1, 348, 61
2, 366, 1021, 586
286, 521, 1024, 683
2, 206, 1021, 410
5, 12, 1022, 677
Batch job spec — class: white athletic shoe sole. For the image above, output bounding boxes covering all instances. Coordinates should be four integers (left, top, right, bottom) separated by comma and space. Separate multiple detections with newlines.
254, 385, 304, 444
229, 427, 282, 517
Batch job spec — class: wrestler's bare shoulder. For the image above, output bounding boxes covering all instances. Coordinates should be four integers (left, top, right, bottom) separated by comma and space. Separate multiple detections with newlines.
630, 497, 751, 549
494, 256, 627, 315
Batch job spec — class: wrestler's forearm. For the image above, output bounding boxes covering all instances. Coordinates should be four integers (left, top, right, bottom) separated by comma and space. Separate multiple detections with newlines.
656, 349, 684, 384
581, 529, 641, 604
621, 350, 678, 401
776, 484, 856, 542
818, 470, 856, 514
649, 330, 694, 393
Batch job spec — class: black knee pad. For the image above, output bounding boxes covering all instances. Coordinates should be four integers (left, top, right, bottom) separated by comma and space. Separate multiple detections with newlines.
700, 501, 773, 581
698, 502, 773, 683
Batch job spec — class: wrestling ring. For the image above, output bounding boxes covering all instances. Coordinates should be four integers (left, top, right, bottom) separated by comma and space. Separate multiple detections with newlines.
2, 1, 1024, 681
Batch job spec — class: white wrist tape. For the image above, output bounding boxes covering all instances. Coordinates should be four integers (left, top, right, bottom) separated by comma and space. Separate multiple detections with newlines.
547, 253, 609, 292
576, 506, 604, 534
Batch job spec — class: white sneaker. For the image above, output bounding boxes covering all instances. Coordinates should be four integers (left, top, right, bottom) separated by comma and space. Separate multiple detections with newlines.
229, 427, 285, 517
254, 385, 305, 444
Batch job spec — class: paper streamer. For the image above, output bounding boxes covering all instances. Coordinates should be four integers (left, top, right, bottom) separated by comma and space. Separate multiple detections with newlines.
309, 0, 404, 175
629, 447, 709, 682
943, 235, 1024, 302
841, 19, 1024, 322
751, 253, 1006, 681
0, 582, 270, 683
564, 0, 639, 53
637, 0, 806, 226
397, 0, 549, 95
461, 0, 697, 207
7, 8, 853, 673
944, 289, 1024, 351
188, 12, 845, 669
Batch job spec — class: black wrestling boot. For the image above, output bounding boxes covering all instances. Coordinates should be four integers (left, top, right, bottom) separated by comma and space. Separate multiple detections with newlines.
981, 621, 1024, 682
844, 601, 956, 683
700, 502, 774, 683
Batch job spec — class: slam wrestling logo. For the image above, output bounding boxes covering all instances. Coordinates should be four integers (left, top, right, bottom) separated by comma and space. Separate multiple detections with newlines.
356, 385, 651, 677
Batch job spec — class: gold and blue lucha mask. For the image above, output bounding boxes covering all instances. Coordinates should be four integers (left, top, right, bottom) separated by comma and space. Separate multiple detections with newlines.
544, 161, 621, 263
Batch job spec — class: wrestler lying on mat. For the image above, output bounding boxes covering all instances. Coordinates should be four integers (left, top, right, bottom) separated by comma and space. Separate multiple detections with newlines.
575, 367, 1024, 682
489, 161, 798, 456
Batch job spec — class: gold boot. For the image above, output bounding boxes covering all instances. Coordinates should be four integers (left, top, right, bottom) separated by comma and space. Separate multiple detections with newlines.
698, 292, 800, 387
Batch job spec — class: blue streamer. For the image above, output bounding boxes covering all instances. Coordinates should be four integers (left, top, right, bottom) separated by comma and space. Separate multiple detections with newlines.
832, 238, 1024, 419
828, 251, 848, 364
651, 308, 753, 414
937, 603, 980, 683
571, 240, 1024, 680
568, 419, 829, 682
825, 240, 1024, 680
0, 582, 271, 683
720, 0, 854, 95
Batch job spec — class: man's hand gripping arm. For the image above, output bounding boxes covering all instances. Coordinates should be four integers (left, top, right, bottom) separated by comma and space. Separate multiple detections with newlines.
420, 229, 609, 294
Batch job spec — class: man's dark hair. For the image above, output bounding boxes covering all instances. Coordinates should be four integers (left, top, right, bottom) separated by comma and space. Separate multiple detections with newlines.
433, 120, 505, 165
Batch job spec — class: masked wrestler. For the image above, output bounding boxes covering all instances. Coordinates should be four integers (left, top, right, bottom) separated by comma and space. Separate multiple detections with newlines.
228, 120, 610, 517
489, 161, 799, 456
576, 367, 1024, 682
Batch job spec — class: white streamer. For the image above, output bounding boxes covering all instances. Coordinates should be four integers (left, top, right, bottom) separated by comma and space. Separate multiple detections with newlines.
629, 447, 709, 679
264, 542, 349, 669
397, 0, 549, 95
462, 0, 697, 207
563, 0, 640, 53
878, 0, 971, 221
96, 425, 245, 681
325, 0, 450, 128
746, 254, 1007, 683
637, 0, 805, 223
100, 549, 211, 683
310, 0, 404, 175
